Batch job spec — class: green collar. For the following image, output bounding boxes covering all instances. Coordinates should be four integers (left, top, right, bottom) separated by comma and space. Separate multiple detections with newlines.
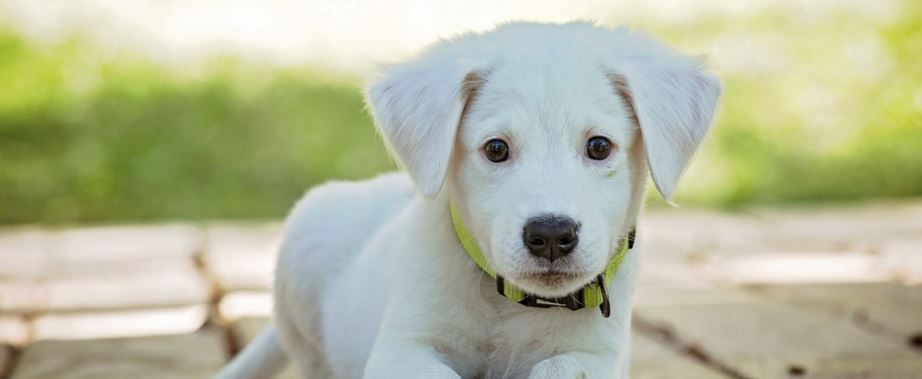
450, 204, 635, 318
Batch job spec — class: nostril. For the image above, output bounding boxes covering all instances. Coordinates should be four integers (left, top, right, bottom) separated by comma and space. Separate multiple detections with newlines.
557, 234, 573, 245
527, 237, 547, 247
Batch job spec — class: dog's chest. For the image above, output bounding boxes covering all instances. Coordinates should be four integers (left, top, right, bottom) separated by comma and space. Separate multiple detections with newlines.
458, 303, 582, 379
480, 335, 550, 379
425, 285, 543, 378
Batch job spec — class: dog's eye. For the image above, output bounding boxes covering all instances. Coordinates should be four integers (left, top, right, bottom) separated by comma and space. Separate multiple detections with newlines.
586, 136, 613, 160
483, 139, 509, 162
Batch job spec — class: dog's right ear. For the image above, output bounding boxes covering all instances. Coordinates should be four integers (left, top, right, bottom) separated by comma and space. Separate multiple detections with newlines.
606, 35, 721, 202
365, 52, 482, 199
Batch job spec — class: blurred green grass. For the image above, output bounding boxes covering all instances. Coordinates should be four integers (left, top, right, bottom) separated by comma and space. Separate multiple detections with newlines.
1, 2, 920, 225
0, 34, 393, 224
658, 1, 922, 206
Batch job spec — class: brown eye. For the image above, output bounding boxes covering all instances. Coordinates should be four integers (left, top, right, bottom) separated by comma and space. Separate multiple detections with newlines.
484, 139, 509, 162
586, 136, 613, 160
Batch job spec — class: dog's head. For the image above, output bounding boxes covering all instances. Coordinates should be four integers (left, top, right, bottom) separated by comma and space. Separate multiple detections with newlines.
365, 22, 720, 297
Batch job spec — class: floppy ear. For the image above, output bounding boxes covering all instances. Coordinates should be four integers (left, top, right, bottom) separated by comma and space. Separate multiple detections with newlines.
365, 53, 482, 198
611, 56, 721, 201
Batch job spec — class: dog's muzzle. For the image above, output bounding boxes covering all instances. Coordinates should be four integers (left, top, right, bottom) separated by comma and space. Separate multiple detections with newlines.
450, 203, 635, 318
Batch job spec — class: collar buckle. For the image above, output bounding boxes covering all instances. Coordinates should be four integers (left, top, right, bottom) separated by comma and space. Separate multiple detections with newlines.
519, 290, 585, 311
497, 274, 611, 317
596, 274, 611, 318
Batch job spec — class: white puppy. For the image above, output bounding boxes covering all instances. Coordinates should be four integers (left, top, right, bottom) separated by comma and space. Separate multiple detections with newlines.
218, 21, 720, 379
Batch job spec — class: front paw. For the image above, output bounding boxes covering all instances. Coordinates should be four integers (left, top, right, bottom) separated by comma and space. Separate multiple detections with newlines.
529, 356, 587, 379
418, 365, 462, 379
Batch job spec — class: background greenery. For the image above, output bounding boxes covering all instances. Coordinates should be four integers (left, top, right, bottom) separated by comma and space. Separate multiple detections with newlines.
1, 2, 920, 225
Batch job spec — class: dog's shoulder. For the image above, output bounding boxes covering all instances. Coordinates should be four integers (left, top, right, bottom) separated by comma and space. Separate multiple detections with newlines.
277, 172, 415, 265
286, 172, 414, 225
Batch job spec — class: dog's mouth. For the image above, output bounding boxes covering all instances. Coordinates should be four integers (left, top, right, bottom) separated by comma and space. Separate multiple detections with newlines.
519, 270, 585, 288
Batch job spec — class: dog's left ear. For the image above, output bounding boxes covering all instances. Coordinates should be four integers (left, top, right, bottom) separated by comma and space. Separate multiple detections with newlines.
365, 52, 482, 198
609, 48, 721, 201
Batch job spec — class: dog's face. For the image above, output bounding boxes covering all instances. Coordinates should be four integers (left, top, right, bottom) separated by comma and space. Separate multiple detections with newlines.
450, 63, 640, 296
366, 22, 720, 297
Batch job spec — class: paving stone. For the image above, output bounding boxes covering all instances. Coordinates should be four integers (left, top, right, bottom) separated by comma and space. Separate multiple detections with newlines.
793, 357, 922, 379
639, 206, 907, 286
744, 283, 922, 341
0, 281, 47, 315
630, 332, 725, 379
0, 343, 9, 371
231, 317, 298, 379
44, 224, 202, 277
634, 284, 759, 308
11, 329, 225, 379
0, 229, 47, 281
635, 287, 922, 378
32, 305, 207, 341
218, 291, 273, 321
636, 259, 707, 287
0, 316, 28, 345
879, 238, 922, 284
636, 227, 710, 287
692, 251, 891, 285
642, 209, 766, 257
1, 259, 208, 315
752, 201, 922, 249
645, 202, 922, 262
639, 218, 707, 259
42, 260, 208, 312
204, 223, 282, 292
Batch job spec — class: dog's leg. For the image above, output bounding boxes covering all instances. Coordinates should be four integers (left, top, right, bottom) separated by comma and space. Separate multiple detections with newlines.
528, 351, 620, 379
275, 313, 331, 379
364, 339, 461, 379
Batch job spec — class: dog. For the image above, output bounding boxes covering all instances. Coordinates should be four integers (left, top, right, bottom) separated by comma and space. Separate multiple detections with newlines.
217, 21, 720, 379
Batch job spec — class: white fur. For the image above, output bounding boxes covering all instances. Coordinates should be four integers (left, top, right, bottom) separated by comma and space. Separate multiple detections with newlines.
217, 21, 719, 379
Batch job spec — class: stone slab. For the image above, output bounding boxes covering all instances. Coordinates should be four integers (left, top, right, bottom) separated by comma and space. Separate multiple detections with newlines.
634, 284, 759, 308
635, 286, 922, 378
744, 283, 922, 341
636, 227, 711, 287
0, 229, 46, 281
879, 238, 922, 285
11, 329, 225, 379
0, 343, 9, 375
0, 316, 28, 345
642, 209, 767, 258
630, 332, 726, 379
750, 201, 922, 250
203, 223, 282, 292
43, 260, 209, 312
1, 259, 208, 315
32, 305, 207, 341
44, 224, 202, 277
218, 291, 273, 321
0, 280, 46, 316
693, 251, 891, 285
644, 202, 922, 262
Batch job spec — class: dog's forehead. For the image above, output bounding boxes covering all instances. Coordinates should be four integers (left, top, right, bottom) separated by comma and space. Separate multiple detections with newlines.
489, 56, 611, 101
464, 57, 629, 141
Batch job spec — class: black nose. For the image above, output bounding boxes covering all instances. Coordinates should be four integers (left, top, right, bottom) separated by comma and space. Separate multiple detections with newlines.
522, 215, 579, 262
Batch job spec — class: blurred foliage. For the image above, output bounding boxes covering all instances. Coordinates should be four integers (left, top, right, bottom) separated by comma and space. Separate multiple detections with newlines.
0, 33, 392, 224
647, 1, 922, 207
1, 1, 921, 224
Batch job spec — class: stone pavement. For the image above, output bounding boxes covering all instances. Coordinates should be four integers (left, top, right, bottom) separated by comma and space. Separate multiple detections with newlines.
0, 201, 920, 379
